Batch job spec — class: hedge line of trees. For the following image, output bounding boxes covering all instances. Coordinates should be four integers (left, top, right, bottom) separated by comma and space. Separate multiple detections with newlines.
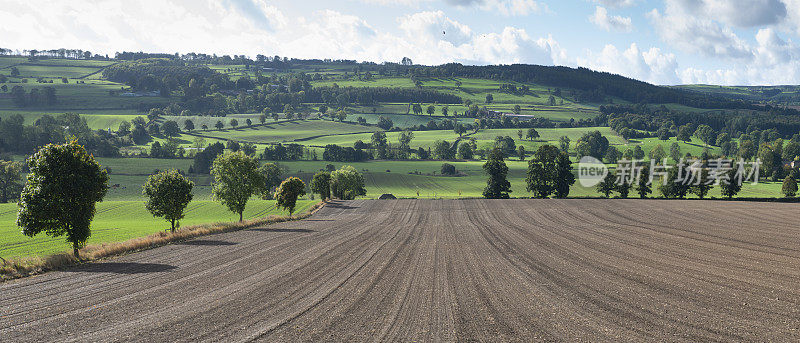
0, 113, 120, 157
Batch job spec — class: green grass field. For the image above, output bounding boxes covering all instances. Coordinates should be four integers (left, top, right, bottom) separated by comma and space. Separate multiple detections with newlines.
298, 126, 622, 151
265, 159, 781, 199
0, 81, 167, 110
0, 200, 316, 258
200, 119, 378, 143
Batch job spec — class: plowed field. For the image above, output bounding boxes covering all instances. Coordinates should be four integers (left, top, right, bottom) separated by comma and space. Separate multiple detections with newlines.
2, 199, 799, 342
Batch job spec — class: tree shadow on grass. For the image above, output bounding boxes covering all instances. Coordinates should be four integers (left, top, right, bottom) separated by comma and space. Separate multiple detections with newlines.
250, 228, 315, 233
177, 240, 237, 246
65, 262, 176, 274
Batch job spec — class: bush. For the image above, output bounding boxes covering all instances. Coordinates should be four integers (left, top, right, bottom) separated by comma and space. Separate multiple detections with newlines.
441, 163, 457, 175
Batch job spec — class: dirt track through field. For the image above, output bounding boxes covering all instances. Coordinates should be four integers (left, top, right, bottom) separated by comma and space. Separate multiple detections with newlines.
2, 199, 800, 342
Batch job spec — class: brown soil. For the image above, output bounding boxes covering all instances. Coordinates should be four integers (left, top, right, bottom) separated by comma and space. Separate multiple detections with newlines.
2, 199, 799, 342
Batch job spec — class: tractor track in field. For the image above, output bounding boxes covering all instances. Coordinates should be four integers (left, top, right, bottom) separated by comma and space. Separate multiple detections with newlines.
2, 199, 800, 342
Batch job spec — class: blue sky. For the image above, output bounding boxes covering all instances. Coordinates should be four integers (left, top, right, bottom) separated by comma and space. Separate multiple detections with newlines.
2, 0, 799, 86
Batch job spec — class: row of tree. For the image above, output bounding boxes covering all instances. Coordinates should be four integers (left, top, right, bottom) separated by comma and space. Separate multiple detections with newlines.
482, 145, 575, 199
16, 140, 368, 258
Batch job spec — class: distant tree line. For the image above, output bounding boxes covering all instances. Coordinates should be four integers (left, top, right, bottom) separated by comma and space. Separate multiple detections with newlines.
0, 113, 120, 157
9, 86, 57, 107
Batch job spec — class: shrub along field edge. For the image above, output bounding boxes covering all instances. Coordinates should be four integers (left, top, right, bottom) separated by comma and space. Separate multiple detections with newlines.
0, 201, 326, 282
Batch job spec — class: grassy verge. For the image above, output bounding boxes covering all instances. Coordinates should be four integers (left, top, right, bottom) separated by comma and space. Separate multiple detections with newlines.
0, 201, 325, 282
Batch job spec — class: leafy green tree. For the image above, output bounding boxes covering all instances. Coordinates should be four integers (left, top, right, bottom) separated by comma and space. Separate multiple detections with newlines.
441, 163, 457, 175
259, 113, 267, 124
483, 148, 511, 199
493, 136, 516, 156
275, 177, 306, 215
783, 175, 797, 197
558, 136, 570, 153
518, 145, 526, 161
526, 128, 540, 141
162, 120, 180, 137
694, 125, 716, 146
636, 165, 652, 198
716, 132, 731, 147
398, 130, 414, 159
596, 172, 616, 198
575, 130, 609, 160
433, 140, 454, 160
657, 127, 671, 140
230, 118, 239, 128
649, 144, 666, 162
783, 140, 800, 161
377, 116, 393, 130
513, 104, 521, 114
426, 105, 435, 116
284, 104, 294, 119
720, 168, 741, 199
246, 118, 252, 126
117, 120, 131, 135
604, 146, 619, 163
211, 151, 265, 222
691, 168, 713, 199
412, 103, 423, 115
310, 171, 331, 200
142, 169, 193, 232
660, 164, 690, 199
184, 119, 194, 131
260, 162, 283, 199
738, 140, 756, 160
617, 178, 631, 198
669, 142, 682, 162
441, 106, 449, 116
0, 161, 22, 203
457, 142, 474, 160
526, 145, 574, 198
553, 148, 575, 198
485, 94, 493, 104
677, 125, 693, 142
215, 120, 224, 130
330, 165, 366, 200
633, 145, 645, 160
17, 140, 109, 257
371, 131, 389, 159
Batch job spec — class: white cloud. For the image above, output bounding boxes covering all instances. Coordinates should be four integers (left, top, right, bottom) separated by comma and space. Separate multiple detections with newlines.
647, 4, 753, 60
592, 0, 637, 8
577, 43, 680, 84
678, 28, 800, 85
398, 10, 473, 46
445, 0, 544, 16
396, 12, 563, 65
0, 1, 564, 67
589, 6, 633, 32
671, 0, 787, 28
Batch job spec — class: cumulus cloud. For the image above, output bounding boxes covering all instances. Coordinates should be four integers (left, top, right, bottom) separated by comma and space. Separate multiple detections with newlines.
396, 11, 564, 65
678, 28, 800, 85
577, 43, 680, 84
589, 6, 633, 32
648, 4, 753, 59
398, 10, 473, 46
0, 1, 564, 67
